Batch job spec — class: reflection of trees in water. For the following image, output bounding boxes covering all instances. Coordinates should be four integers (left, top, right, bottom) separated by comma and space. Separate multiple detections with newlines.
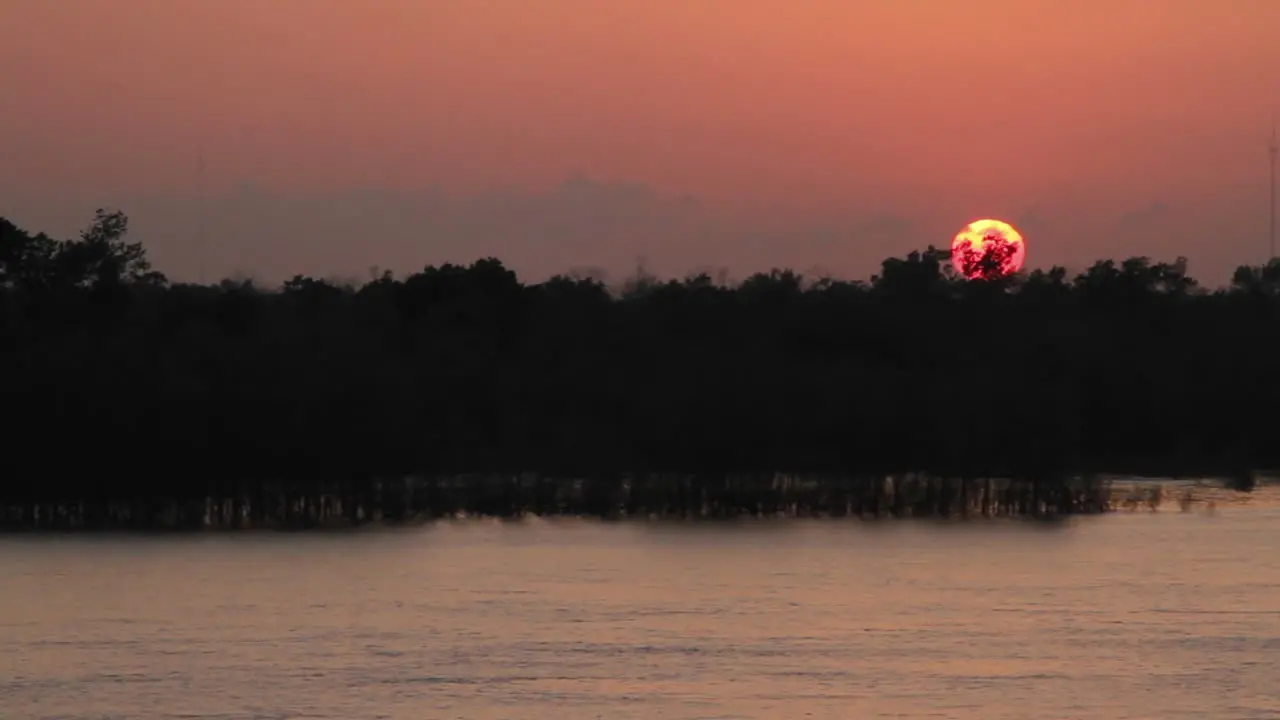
1121, 481, 1254, 514
1120, 485, 1164, 512
0, 211, 1277, 529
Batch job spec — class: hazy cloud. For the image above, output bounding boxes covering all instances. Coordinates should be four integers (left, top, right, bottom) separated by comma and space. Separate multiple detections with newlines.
1117, 201, 1171, 231
1, 178, 1267, 289
0, 178, 935, 287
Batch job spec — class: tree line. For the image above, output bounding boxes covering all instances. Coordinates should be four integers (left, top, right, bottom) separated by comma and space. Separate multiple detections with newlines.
0, 210, 1273, 526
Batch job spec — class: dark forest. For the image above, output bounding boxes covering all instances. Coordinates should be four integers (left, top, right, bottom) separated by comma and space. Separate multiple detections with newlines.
1, 210, 1274, 529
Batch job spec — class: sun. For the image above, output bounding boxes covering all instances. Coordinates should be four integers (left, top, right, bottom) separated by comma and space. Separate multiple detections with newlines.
951, 219, 1026, 280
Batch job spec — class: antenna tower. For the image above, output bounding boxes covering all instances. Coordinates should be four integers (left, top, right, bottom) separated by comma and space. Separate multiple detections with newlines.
1271, 115, 1277, 262
198, 153, 207, 285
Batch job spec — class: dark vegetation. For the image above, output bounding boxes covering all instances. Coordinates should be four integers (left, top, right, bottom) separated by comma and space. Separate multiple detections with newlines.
1, 211, 1274, 529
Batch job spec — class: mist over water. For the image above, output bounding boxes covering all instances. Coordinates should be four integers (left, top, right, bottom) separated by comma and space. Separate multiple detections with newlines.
3, 491, 1280, 720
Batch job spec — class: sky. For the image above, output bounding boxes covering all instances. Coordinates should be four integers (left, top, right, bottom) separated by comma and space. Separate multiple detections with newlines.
2, 0, 1278, 286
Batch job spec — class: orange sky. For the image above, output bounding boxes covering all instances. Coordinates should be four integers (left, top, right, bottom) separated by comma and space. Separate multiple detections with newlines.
2, 0, 1278, 284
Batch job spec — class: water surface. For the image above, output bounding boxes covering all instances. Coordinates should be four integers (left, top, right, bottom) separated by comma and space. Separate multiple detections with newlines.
3, 489, 1279, 719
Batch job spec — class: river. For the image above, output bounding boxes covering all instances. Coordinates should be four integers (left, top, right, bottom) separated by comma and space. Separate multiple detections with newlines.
3, 485, 1278, 719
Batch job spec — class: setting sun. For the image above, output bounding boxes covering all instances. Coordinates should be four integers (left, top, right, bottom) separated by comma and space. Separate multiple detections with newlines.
951, 219, 1026, 279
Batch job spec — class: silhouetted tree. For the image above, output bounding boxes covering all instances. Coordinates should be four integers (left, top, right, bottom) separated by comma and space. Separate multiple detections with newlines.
0, 211, 1274, 528
59, 208, 166, 289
